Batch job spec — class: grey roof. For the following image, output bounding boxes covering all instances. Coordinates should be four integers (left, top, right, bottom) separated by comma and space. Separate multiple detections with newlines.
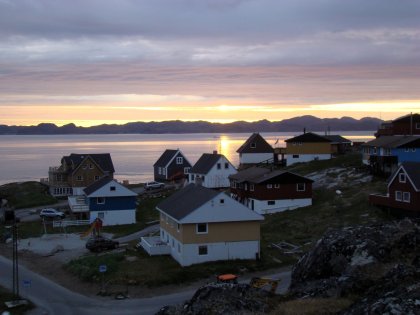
323, 135, 352, 144
63, 153, 115, 173
401, 162, 420, 190
363, 136, 420, 148
83, 177, 113, 195
153, 149, 179, 167
236, 133, 274, 153
157, 184, 219, 220
285, 132, 331, 143
190, 153, 225, 174
229, 166, 313, 184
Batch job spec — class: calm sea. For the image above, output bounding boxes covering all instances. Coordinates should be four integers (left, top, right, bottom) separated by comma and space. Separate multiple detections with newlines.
0, 132, 374, 185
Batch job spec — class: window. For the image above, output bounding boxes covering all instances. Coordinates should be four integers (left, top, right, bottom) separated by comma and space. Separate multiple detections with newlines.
267, 200, 275, 205
250, 142, 256, 148
196, 223, 208, 234
89, 164, 94, 169
217, 163, 221, 169
176, 157, 183, 164
178, 243, 181, 253
191, 174, 195, 181
244, 183, 248, 190
97, 197, 105, 204
76, 175, 83, 181
98, 212, 104, 219
162, 168, 166, 175
250, 184, 254, 191
267, 184, 273, 189
184, 167, 190, 174
177, 223, 180, 232
225, 163, 229, 169
412, 148, 416, 152
232, 181, 237, 189
82, 165, 87, 170
94, 175, 100, 181
292, 155, 299, 158
399, 173, 406, 183
395, 191, 402, 201
297, 183, 306, 191
274, 184, 280, 189
198, 245, 208, 256
110, 186, 116, 191
416, 122, 420, 129
403, 192, 411, 203
405, 148, 410, 152
158, 167, 162, 175
384, 148, 391, 156
220, 198, 225, 204
172, 239, 175, 248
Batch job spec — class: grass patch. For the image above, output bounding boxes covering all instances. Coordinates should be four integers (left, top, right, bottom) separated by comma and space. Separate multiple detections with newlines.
286, 153, 363, 175
271, 297, 354, 315
0, 285, 34, 314
0, 181, 57, 209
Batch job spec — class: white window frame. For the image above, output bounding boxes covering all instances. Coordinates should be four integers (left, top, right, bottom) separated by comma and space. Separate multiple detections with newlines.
162, 168, 167, 175
97, 197, 105, 204
176, 157, 183, 164
177, 223, 180, 232
405, 148, 410, 152
292, 154, 299, 159
416, 122, 420, 129
89, 164, 94, 169
76, 175, 83, 181
403, 192, 411, 203
267, 200, 275, 206
267, 184, 273, 189
94, 175, 100, 181
158, 167, 162, 175
373, 147, 377, 154
297, 183, 306, 191
399, 173, 406, 183
412, 148, 416, 152
250, 184, 254, 191
196, 223, 208, 234
184, 167, 190, 174
274, 183, 280, 189
224, 163, 229, 169
217, 163, 221, 170
395, 191, 402, 201
250, 142, 256, 148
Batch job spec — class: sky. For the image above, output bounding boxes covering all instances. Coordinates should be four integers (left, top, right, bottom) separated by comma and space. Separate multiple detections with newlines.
1, 0, 420, 126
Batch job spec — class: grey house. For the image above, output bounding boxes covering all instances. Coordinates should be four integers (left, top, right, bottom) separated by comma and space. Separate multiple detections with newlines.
153, 149, 192, 181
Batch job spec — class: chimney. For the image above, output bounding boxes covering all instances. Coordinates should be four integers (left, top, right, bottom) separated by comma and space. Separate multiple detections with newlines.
303, 128, 306, 134
213, 150, 218, 154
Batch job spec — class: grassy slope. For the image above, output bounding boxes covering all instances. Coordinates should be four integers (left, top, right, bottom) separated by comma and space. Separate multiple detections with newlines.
0, 181, 57, 209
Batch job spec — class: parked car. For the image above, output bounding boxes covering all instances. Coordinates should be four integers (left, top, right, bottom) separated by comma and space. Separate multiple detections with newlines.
144, 181, 165, 190
85, 236, 119, 252
39, 208, 65, 219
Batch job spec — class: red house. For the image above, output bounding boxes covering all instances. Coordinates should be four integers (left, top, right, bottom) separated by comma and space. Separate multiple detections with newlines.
375, 113, 420, 137
369, 162, 420, 215
229, 166, 313, 215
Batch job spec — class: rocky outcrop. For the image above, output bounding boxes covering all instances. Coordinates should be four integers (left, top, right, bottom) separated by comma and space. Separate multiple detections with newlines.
157, 283, 271, 315
290, 219, 420, 314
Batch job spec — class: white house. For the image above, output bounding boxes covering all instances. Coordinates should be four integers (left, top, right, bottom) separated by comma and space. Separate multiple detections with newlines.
236, 133, 274, 165
189, 152, 237, 188
141, 184, 264, 266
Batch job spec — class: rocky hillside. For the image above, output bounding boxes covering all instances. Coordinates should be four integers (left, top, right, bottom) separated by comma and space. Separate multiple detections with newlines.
290, 219, 420, 314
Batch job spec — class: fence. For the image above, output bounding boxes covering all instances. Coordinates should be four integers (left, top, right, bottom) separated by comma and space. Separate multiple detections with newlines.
53, 219, 90, 228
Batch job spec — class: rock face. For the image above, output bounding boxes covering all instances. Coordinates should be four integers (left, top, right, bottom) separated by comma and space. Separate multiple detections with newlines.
290, 219, 420, 314
157, 283, 271, 315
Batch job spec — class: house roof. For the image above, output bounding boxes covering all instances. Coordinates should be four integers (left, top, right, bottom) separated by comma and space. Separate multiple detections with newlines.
363, 136, 420, 148
393, 113, 420, 124
236, 133, 274, 153
83, 177, 113, 195
157, 184, 219, 220
190, 153, 230, 174
157, 183, 263, 223
229, 166, 313, 184
83, 177, 137, 197
285, 132, 332, 143
323, 135, 352, 144
63, 153, 115, 173
153, 149, 179, 167
395, 162, 420, 191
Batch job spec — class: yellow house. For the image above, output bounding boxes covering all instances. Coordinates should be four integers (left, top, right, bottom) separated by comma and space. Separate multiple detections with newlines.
285, 132, 332, 166
141, 183, 264, 266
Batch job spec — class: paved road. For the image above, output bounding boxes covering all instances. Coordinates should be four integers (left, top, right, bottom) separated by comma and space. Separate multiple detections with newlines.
0, 255, 291, 315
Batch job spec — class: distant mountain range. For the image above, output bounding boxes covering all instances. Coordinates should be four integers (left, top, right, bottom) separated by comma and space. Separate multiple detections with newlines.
0, 115, 382, 135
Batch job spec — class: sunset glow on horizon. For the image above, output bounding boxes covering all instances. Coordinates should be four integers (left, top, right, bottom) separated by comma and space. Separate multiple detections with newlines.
1, 1, 420, 126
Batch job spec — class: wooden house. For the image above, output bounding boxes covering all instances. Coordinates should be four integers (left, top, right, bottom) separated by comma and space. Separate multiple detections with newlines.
375, 113, 420, 137
369, 162, 420, 215
236, 133, 274, 165
153, 149, 192, 182
229, 166, 313, 214
189, 152, 237, 189
48, 153, 115, 196
68, 177, 137, 225
140, 184, 263, 266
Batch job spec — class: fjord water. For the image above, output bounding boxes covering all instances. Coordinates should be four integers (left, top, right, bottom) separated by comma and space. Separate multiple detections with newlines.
0, 132, 374, 185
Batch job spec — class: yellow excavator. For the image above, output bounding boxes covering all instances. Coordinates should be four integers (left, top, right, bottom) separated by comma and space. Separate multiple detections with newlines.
216, 274, 279, 294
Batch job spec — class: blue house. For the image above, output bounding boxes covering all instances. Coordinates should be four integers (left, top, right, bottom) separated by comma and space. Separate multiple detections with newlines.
362, 136, 420, 175
69, 177, 137, 225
